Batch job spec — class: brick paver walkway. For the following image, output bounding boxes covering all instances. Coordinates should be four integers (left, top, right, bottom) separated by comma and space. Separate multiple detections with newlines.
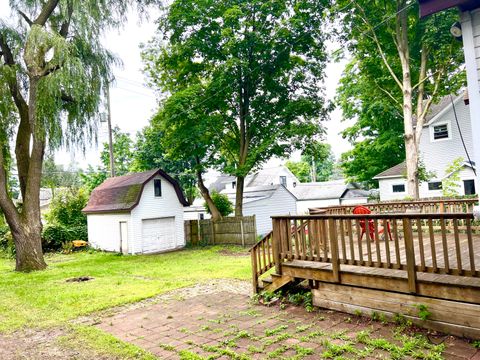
97, 291, 480, 359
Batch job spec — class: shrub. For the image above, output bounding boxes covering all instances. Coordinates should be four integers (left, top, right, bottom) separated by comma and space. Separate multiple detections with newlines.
42, 188, 89, 251
204, 191, 233, 217
42, 224, 87, 251
0, 224, 15, 257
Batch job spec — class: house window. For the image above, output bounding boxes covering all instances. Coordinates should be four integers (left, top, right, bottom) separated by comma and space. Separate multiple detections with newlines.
432, 123, 450, 141
464, 179, 476, 195
428, 182, 442, 191
392, 184, 405, 193
280, 176, 287, 186
232, 181, 236, 189
154, 179, 162, 197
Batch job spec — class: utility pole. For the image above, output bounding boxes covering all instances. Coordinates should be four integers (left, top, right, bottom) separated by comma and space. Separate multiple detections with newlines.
106, 84, 116, 177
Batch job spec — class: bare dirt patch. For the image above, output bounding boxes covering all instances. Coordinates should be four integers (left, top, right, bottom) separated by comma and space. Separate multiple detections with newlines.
0, 328, 112, 360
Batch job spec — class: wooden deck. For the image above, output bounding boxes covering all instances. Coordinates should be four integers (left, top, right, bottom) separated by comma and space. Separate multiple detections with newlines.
250, 209, 480, 338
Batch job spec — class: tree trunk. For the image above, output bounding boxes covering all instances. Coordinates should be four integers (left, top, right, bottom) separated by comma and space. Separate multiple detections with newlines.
196, 170, 222, 221
11, 219, 47, 272
396, 0, 419, 199
234, 176, 244, 217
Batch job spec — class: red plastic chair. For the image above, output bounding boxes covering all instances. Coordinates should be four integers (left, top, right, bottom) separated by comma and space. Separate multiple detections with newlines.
352, 205, 392, 242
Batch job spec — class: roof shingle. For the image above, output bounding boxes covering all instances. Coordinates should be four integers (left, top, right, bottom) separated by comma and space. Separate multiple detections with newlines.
82, 169, 188, 214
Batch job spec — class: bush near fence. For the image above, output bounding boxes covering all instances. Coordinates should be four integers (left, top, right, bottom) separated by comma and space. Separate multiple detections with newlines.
185, 216, 256, 246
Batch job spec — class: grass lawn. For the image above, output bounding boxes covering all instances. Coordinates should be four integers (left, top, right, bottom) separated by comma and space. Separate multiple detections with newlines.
0, 246, 251, 333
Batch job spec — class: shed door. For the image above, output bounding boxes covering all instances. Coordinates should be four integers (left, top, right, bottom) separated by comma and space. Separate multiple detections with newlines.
141, 217, 176, 253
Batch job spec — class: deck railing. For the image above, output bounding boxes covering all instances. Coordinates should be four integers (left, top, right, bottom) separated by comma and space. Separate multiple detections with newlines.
309, 198, 478, 216
250, 213, 480, 294
250, 231, 274, 291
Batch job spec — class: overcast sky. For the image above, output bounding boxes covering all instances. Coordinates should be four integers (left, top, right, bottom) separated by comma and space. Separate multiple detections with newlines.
0, 2, 353, 169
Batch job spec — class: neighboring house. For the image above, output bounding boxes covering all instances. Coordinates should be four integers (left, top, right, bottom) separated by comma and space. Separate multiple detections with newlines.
210, 165, 299, 193
82, 169, 188, 254
184, 198, 211, 221
221, 185, 297, 235
374, 93, 478, 201
292, 180, 369, 214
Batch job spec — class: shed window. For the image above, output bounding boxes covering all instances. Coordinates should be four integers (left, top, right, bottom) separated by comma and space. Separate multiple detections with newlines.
392, 184, 405, 193
428, 182, 442, 191
464, 179, 476, 195
280, 176, 287, 186
154, 179, 162, 197
433, 124, 449, 140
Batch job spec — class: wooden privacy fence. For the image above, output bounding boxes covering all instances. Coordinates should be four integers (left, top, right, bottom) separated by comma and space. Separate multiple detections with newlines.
251, 212, 480, 296
185, 216, 257, 246
309, 198, 478, 215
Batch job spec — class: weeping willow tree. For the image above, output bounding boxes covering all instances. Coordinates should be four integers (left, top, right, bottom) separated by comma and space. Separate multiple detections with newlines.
0, 0, 153, 271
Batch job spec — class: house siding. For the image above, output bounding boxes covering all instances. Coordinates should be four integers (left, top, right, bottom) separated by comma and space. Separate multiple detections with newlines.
378, 169, 478, 201
242, 187, 297, 235
130, 175, 185, 254
418, 96, 474, 177
87, 213, 132, 252
296, 199, 340, 214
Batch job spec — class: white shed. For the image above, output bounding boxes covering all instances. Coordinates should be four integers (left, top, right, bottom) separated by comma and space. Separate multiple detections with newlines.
82, 169, 189, 254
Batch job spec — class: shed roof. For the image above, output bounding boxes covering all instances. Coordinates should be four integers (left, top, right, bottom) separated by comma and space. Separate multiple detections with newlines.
373, 162, 406, 180
82, 169, 188, 214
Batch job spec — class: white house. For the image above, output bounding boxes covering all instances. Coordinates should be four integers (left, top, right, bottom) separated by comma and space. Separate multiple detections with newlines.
292, 180, 370, 214
82, 169, 188, 254
221, 185, 297, 235
210, 165, 300, 193
374, 93, 478, 201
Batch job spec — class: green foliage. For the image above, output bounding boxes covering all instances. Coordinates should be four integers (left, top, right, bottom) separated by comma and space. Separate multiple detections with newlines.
442, 157, 464, 197
415, 304, 431, 321
42, 154, 82, 194
0, 223, 15, 257
100, 126, 135, 177
80, 165, 108, 193
286, 143, 336, 182
472, 340, 480, 349
43, 189, 89, 251
142, 0, 331, 214
204, 192, 233, 217
335, 1, 464, 187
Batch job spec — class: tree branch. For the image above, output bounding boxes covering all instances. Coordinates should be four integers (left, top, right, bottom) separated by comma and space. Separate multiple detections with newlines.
18, 10, 33, 26
59, 0, 73, 38
375, 81, 401, 106
353, 1, 403, 90
34, 0, 60, 26
0, 145, 21, 227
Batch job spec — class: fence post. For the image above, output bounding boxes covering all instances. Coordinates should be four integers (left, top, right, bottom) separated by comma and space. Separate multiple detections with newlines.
211, 220, 216, 245
241, 219, 245, 247
328, 218, 340, 283
272, 219, 282, 275
402, 217, 417, 293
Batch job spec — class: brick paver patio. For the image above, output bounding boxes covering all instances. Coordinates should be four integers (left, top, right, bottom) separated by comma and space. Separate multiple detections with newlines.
97, 291, 480, 359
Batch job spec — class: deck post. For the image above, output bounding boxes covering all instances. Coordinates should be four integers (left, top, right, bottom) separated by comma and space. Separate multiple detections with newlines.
251, 246, 259, 294
328, 218, 340, 283
402, 218, 417, 293
272, 219, 282, 275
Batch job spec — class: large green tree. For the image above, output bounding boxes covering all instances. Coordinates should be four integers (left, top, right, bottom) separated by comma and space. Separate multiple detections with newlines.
0, 0, 152, 271
335, 1, 464, 197
142, 0, 331, 216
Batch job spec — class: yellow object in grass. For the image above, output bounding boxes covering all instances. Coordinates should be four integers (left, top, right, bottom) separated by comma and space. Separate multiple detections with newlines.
72, 240, 88, 248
